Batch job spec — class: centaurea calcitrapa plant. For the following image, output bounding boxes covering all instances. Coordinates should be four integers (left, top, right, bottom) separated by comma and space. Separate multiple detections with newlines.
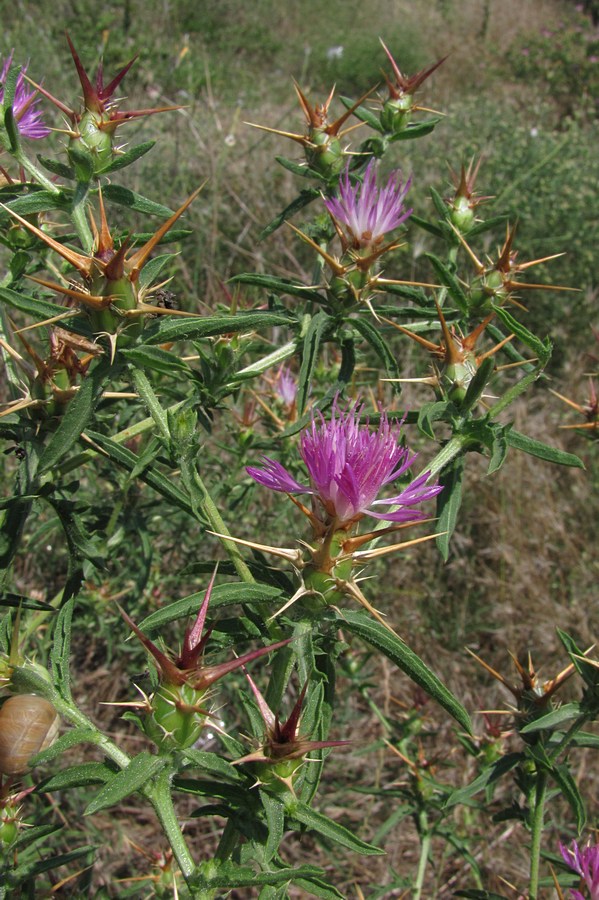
0, 30, 594, 899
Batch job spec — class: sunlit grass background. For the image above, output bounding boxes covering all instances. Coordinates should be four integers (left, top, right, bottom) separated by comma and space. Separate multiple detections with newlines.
2, 0, 599, 894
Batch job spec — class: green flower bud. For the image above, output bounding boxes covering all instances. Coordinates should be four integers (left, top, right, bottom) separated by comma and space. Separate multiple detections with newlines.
380, 95, 413, 134
145, 682, 208, 751
449, 196, 475, 234
306, 130, 345, 179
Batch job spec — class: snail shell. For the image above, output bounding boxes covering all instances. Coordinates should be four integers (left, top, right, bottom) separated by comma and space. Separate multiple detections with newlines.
0, 694, 60, 775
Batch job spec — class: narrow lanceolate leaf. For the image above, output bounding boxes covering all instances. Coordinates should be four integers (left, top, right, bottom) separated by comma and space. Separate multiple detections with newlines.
32, 728, 103, 765
493, 305, 551, 364
506, 430, 584, 469
4, 190, 70, 215
50, 598, 75, 701
297, 311, 331, 414
445, 753, 523, 808
390, 118, 441, 141
425, 253, 469, 313
138, 583, 282, 632
84, 429, 198, 517
145, 311, 295, 344
11, 845, 96, 882
288, 801, 385, 855
122, 345, 191, 375
339, 611, 472, 733
259, 184, 322, 239
0, 286, 74, 322
229, 272, 325, 304
101, 183, 173, 216
436, 455, 465, 561
38, 360, 110, 474
352, 316, 401, 383
97, 140, 156, 173
36, 762, 116, 792
519, 703, 582, 734
84, 753, 167, 814
549, 762, 586, 832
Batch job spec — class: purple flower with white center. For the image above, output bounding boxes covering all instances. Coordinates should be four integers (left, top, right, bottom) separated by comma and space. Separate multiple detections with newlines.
560, 840, 599, 899
246, 399, 441, 528
1, 53, 50, 140
324, 160, 412, 251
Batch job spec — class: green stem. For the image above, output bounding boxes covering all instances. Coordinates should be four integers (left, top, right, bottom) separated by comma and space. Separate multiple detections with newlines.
413, 806, 432, 900
425, 433, 473, 480
528, 767, 548, 900
13, 148, 61, 194
71, 181, 94, 253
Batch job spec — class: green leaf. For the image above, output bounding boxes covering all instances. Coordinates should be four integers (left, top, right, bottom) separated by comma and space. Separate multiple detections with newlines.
436, 455, 465, 561
10, 844, 96, 882
556, 628, 599, 688
338, 610, 472, 732
32, 727, 102, 765
37, 156, 76, 179
390, 118, 441, 141
180, 748, 244, 781
4, 190, 70, 215
97, 140, 156, 173
572, 731, 599, 749
289, 801, 385, 855
259, 184, 322, 239
425, 254, 469, 313
84, 429, 198, 516
138, 583, 283, 632
101, 183, 174, 217
493, 305, 551, 364
229, 272, 325, 304
506, 430, 584, 469
352, 316, 401, 382
138, 253, 174, 290
445, 753, 523, 808
260, 791, 286, 861
50, 598, 74, 701
519, 703, 582, 734
293, 877, 344, 899
410, 214, 445, 238
297, 311, 331, 414
38, 360, 110, 473
145, 311, 295, 344
36, 762, 116, 791
84, 753, 167, 814
550, 762, 586, 832
417, 400, 451, 440
68, 143, 95, 181
340, 97, 383, 132
461, 357, 496, 414
0, 591, 55, 611
122, 345, 191, 375
0, 286, 76, 323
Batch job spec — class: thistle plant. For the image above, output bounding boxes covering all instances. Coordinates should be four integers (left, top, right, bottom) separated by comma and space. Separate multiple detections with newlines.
0, 28, 595, 899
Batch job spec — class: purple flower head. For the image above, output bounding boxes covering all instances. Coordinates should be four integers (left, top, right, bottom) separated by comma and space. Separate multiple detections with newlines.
324, 161, 412, 251
247, 399, 441, 528
560, 840, 599, 900
0, 53, 50, 140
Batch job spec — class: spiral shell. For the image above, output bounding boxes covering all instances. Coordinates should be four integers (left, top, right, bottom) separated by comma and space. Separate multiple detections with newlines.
0, 694, 59, 775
